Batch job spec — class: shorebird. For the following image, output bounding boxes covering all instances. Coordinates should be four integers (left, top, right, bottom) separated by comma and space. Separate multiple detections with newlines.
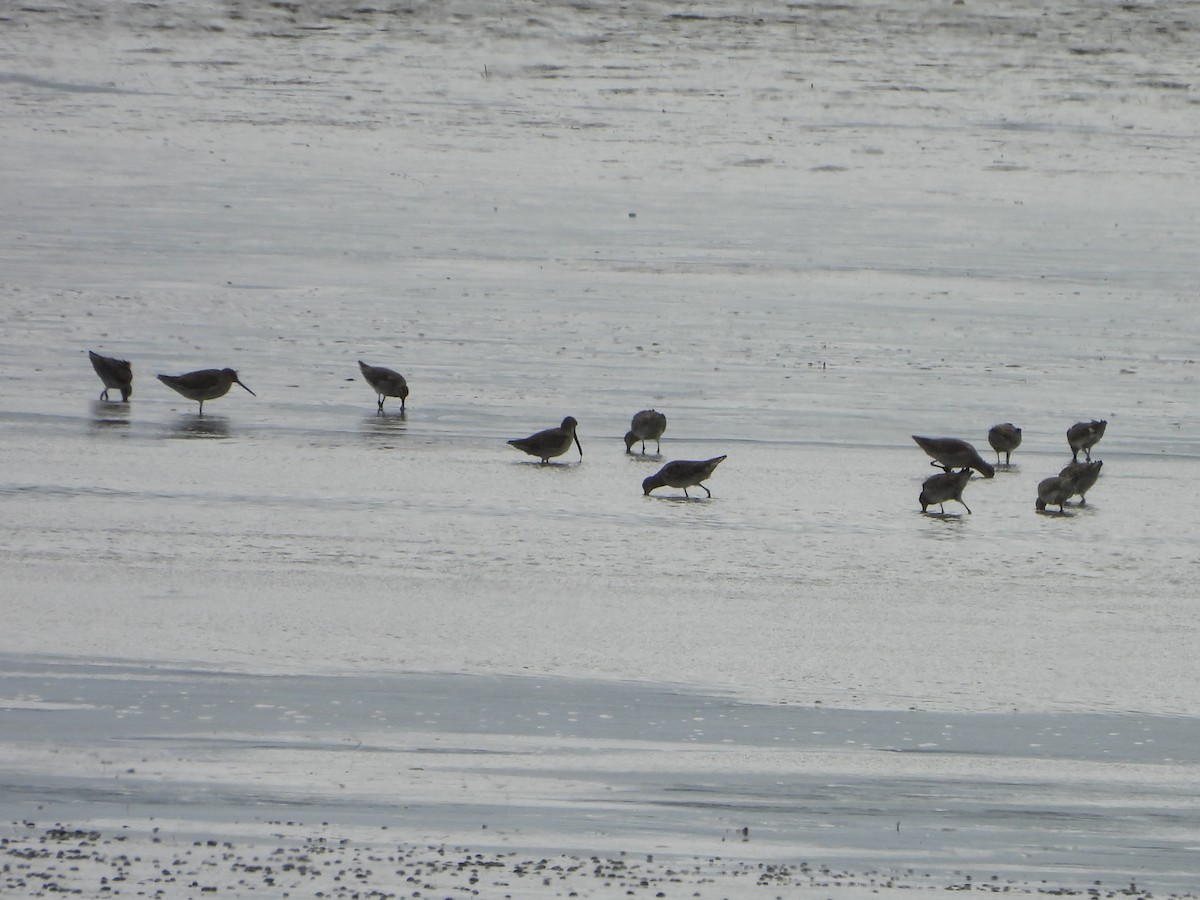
157, 368, 255, 415
358, 360, 408, 412
1067, 419, 1106, 461
911, 435, 995, 478
88, 350, 132, 402
508, 416, 583, 463
624, 409, 667, 454
1059, 459, 1102, 505
1036, 472, 1077, 513
987, 423, 1022, 466
642, 455, 726, 498
918, 468, 973, 515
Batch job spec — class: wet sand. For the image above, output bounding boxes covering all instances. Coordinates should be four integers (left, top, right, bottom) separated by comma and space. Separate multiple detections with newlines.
4, 0, 1200, 895
3, 821, 1179, 899
4, 661, 1199, 897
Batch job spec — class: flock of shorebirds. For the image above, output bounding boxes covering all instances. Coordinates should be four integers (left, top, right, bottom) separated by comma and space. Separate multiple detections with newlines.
914, 419, 1106, 516
501, 408, 726, 497
88, 351, 726, 498
90, 350, 1105, 508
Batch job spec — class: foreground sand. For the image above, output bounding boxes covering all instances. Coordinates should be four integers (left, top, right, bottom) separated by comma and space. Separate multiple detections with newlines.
2, 819, 1179, 899
5, 1, 1200, 896
3, 660, 1198, 897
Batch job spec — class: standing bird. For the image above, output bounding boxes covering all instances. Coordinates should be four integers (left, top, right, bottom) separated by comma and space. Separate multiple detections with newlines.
1059, 459, 1103, 505
88, 350, 132, 402
912, 435, 995, 478
1036, 471, 1078, 513
987, 423, 1022, 466
642, 455, 726, 498
157, 368, 255, 415
508, 416, 583, 464
918, 468, 973, 515
358, 360, 408, 413
624, 409, 667, 455
1067, 419, 1106, 461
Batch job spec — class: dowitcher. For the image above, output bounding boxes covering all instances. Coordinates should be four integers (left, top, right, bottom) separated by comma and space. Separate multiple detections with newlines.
1036, 472, 1077, 513
88, 350, 132, 402
918, 467, 973, 515
157, 368, 255, 415
987, 423, 1022, 466
642, 455, 726, 498
1059, 459, 1102, 505
624, 409, 667, 454
358, 360, 408, 412
508, 416, 583, 463
912, 435, 995, 478
1067, 419, 1106, 461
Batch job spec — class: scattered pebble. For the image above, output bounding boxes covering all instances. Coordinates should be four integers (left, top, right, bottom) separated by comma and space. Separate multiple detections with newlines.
2, 821, 1190, 899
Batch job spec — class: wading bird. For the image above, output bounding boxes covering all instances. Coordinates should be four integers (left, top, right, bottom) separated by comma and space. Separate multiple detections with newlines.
157, 368, 255, 415
358, 360, 408, 413
912, 435, 995, 478
508, 416, 583, 464
918, 467, 973, 515
624, 409, 667, 455
1059, 459, 1102, 505
1036, 472, 1078, 513
1067, 420, 1106, 462
642, 455, 726, 498
987, 423, 1022, 466
88, 350, 132, 402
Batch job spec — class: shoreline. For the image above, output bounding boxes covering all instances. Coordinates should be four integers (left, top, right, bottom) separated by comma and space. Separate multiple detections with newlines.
2, 658, 1198, 897
3, 818, 1187, 899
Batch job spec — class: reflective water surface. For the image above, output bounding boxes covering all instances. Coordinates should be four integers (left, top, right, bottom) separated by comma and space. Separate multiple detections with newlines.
2, 0, 1199, 894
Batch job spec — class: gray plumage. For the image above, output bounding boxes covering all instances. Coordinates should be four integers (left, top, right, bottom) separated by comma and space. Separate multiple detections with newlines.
624, 409, 667, 454
1036, 473, 1077, 512
987, 423, 1022, 466
918, 468, 973, 515
642, 455, 726, 498
1067, 419, 1106, 461
358, 360, 408, 412
912, 435, 995, 478
1059, 459, 1103, 505
508, 416, 583, 463
157, 368, 255, 415
89, 350, 132, 402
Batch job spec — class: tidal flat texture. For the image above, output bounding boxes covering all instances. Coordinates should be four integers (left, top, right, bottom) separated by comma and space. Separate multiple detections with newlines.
2, 0, 1199, 895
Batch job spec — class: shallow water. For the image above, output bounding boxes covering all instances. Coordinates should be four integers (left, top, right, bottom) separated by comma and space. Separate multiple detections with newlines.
3, 659, 1200, 895
2, 0, 1199, 893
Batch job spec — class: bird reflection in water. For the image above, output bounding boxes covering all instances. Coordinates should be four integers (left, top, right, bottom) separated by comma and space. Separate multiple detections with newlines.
361, 411, 408, 446
363, 410, 407, 429
89, 400, 131, 432
170, 415, 230, 439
